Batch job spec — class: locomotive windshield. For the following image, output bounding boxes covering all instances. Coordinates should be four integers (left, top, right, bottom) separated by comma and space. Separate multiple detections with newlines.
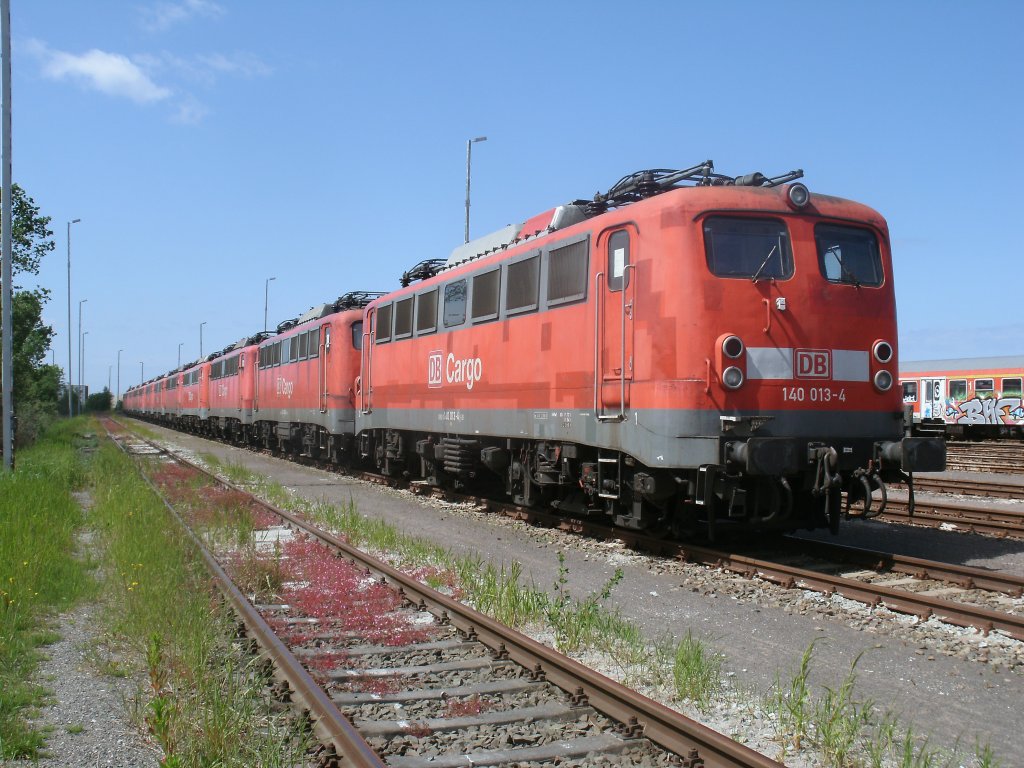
815, 224, 883, 287
703, 217, 793, 280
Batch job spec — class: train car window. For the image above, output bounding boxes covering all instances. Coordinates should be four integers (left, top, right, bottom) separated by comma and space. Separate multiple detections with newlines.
1002, 378, 1022, 397
351, 321, 362, 350
289, 336, 300, 363
608, 230, 630, 291
298, 332, 308, 360
815, 224, 883, 287
444, 280, 467, 327
472, 269, 500, 323
505, 254, 540, 315
704, 217, 793, 280
975, 379, 995, 398
375, 304, 392, 343
902, 381, 918, 402
273, 341, 282, 366
394, 296, 414, 339
949, 380, 968, 400
548, 238, 589, 305
309, 328, 320, 357
416, 288, 438, 334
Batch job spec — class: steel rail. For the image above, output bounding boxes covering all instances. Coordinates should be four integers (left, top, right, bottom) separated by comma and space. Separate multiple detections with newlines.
484, 502, 1024, 640
104, 422, 386, 768
879, 497, 1024, 538
119, 423, 784, 768
908, 476, 1024, 499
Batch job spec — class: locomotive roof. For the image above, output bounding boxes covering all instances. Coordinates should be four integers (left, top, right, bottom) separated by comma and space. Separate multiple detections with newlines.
901, 355, 1024, 373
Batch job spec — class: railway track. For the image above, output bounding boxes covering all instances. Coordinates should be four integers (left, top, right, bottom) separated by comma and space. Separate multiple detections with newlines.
104, 419, 783, 768
909, 475, 1024, 499
945, 441, 1024, 474
876, 496, 1024, 538
121, 418, 1024, 644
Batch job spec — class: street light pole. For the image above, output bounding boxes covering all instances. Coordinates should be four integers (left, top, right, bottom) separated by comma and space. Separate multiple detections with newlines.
77, 298, 87, 413
465, 136, 487, 243
81, 331, 89, 407
66, 219, 80, 416
178, 342, 183, 368
200, 321, 207, 358
264, 276, 276, 333
117, 348, 123, 406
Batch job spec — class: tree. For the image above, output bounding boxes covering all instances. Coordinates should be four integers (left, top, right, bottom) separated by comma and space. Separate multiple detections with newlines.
85, 388, 112, 413
1, 185, 58, 447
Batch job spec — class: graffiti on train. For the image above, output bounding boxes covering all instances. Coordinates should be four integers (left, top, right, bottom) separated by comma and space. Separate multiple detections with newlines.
947, 397, 1024, 425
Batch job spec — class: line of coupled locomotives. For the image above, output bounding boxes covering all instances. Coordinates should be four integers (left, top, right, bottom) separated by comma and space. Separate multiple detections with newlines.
123, 161, 945, 539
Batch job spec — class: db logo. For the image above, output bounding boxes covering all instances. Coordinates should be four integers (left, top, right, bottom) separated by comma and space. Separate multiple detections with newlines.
427, 351, 443, 388
796, 349, 831, 379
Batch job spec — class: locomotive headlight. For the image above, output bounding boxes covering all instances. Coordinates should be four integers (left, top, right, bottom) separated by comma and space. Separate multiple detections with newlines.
722, 366, 744, 390
786, 183, 810, 209
722, 335, 744, 359
873, 340, 894, 364
874, 370, 893, 392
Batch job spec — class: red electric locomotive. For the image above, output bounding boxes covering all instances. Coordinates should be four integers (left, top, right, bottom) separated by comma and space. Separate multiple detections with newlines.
206, 336, 261, 442
357, 162, 945, 537
900, 356, 1024, 439
251, 292, 382, 461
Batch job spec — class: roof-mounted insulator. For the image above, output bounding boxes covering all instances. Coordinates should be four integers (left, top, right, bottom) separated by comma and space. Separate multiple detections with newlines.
335, 291, 386, 310
400, 259, 446, 287
276, 318, 298, 333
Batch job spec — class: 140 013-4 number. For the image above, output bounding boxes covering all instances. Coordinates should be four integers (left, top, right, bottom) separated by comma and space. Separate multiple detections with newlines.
783, 386, 846, 403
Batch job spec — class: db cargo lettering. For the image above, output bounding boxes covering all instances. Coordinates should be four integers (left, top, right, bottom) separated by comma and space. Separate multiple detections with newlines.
447, 354, 483, 390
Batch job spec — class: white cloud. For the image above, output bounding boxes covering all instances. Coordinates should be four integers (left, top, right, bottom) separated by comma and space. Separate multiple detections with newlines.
196, 52, 271, 78
140, 0, 225, 32
29, 40, 170, 104
172, 95, 209, 125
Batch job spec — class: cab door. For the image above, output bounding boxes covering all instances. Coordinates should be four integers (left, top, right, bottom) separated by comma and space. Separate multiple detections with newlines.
318, 323, 330, 413
595, 226, 636, 421
921, 378, 945, 420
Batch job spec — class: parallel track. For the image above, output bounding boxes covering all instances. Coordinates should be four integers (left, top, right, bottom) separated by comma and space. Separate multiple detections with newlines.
106, 418, 783, 768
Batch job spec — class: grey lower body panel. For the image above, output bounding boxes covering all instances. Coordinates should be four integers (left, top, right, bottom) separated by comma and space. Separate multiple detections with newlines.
356, 407, 904, 470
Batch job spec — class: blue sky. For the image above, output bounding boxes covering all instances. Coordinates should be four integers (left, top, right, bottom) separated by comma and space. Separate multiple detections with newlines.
11, 1, 1023, 396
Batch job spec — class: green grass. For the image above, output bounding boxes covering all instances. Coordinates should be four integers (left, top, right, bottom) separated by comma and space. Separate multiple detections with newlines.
0, 419, 93, 759
87, 438, 312, 767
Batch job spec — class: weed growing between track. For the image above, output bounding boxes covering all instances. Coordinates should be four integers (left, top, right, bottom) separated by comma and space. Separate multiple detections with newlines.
89, 439, 311, 767
199, 453, 1004, 768
0, 420, 93, 759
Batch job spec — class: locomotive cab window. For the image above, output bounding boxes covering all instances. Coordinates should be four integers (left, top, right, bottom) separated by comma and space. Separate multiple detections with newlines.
902, 381, 917, 402
975, 379, 995, 398
289, 335, 300, 363
607, 230, 630, 291
949, 380, 968, 400
350, 322, 361, 350
815, 224, 883, 287
703, 217, 793, 280
309, 328, 320, 357
1002, 378, 1022, 397
444, 279, 467, 327
298, 332, 308, 360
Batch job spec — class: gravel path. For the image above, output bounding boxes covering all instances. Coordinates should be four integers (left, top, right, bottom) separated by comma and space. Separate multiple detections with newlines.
139, 421, 1024, 762
10, 527, 158, 766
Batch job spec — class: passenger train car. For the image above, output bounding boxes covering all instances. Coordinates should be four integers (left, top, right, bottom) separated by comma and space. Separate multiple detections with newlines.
124, 161, 944, 538
901, 356, 1024, 439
